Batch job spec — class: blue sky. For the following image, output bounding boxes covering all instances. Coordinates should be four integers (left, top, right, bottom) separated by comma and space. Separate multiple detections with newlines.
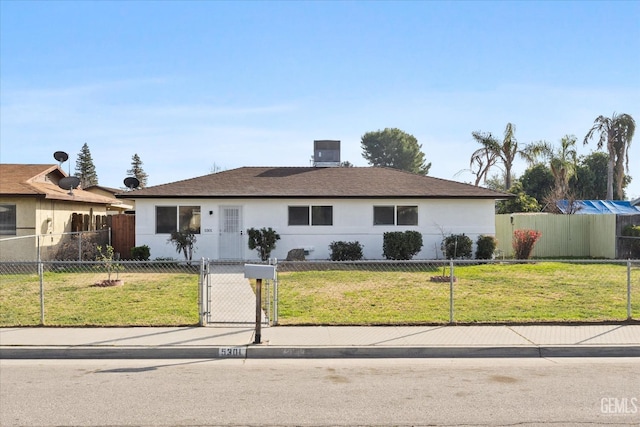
1, 1, 639, 198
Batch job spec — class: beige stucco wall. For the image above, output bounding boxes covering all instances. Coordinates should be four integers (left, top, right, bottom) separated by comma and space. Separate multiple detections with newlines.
0, 197, 109, 261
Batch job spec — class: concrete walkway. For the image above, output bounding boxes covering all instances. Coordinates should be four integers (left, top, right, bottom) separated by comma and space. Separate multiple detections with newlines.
206, 270, 267, 325
1, 324, 639, 359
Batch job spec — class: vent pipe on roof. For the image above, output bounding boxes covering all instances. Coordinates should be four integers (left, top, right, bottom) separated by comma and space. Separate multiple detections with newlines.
313, 140, 340, 167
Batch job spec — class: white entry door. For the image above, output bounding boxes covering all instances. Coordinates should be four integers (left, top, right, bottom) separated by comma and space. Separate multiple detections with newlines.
219, 206, 243, 259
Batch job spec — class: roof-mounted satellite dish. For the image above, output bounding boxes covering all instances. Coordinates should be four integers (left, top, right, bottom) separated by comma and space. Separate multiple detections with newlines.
58, 176, 81, 195
53, 151, 69, 163
123, 177, 140, 190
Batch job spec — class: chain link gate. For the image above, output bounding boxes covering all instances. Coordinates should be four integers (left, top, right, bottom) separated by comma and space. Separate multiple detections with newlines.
199, 259, 274, 327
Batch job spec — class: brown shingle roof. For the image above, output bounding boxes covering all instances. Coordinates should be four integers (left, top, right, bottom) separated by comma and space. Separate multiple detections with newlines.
121, 166, 511, 199
0, 164, 117, 204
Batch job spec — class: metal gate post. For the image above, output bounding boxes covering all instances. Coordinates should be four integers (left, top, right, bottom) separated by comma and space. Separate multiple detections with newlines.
38, 235, 45, 325
198, 258, 210, 326
627, 260, 632, 320
449, 260, 454, 324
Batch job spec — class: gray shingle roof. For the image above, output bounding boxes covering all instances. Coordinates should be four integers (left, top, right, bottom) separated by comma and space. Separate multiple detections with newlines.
120, 167, 511, 199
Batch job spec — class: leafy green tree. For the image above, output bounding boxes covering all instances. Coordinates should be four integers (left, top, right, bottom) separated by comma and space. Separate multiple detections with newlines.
583, 112, 635, 200
524, 135, 578, 202
520, 164, 554, 205
496, 181, 540, 214
127, 153, 148, 188
471, 123, 523, 189
570, 151, 609, 200
361, 128, 431, 175
75, 143, 98, 188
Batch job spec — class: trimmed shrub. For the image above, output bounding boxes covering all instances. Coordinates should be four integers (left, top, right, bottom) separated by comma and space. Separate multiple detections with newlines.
329, 241, 364, 261
383, 231, 423, 260
475, 235, 497, 260
247, 227, 281, 261
130, 245, 151, 261
441, 234, 473, 259
512, 229, 542, 259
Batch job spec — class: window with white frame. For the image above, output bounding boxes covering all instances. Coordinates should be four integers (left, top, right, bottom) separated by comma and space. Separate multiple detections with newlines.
373, 205, 418, 226
288, 205, 333, 226
156, 205, 201, 234
0, 204, 17, 235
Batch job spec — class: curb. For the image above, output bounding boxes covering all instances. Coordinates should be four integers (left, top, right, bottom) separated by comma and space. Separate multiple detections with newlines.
2, 345, 639, 359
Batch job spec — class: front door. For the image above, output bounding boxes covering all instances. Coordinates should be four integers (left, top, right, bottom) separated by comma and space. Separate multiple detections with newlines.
219, 206, 243, 259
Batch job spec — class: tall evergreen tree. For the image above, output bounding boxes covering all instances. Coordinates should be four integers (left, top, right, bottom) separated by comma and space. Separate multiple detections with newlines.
127, 153, 148, 188
75, 143, 98, 188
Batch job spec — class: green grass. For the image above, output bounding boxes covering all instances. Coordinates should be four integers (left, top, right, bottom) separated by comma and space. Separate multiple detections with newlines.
0, 271, 199, 326
276, 262, 640, 325
1, 262, 638, 326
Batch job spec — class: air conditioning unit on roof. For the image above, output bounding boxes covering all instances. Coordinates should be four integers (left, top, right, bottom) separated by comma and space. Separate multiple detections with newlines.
313, 140, 340, 167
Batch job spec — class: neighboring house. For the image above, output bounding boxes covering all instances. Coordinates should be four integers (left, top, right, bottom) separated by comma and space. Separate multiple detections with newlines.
119, 166, 510, 261
84, 185, 135, 214
0, 164, 119, 261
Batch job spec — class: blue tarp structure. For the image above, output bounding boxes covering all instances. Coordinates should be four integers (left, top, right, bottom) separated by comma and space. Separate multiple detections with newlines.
557, 200, 640, 215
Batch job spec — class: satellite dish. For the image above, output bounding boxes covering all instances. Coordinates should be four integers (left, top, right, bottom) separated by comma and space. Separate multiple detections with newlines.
53, 151, 69, 163
58, 176, 80, 192
123, 177, 140, 189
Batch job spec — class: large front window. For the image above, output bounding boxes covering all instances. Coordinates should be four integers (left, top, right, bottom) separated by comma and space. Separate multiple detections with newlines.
156, 205, 201, 234
288, 205, 333, 226
0, 204, 16, 235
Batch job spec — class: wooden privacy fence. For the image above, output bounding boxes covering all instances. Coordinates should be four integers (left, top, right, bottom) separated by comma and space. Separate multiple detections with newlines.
110, 214, 135, 259
70, 213, 135, 259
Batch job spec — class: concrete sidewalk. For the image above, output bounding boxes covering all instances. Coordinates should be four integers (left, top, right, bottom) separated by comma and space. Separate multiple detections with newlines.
1, 324, 639, 359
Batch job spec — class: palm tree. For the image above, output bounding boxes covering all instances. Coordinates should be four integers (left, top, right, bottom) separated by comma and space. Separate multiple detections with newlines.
583, 113, 635, 200
524, 135, 578, 210
471, 123, 521, 189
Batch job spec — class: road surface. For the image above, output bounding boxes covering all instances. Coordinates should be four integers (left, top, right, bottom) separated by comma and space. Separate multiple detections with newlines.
1, 358, 638, 426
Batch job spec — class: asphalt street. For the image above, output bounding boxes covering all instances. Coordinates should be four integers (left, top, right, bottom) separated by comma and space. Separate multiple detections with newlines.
2, 358, 639, 426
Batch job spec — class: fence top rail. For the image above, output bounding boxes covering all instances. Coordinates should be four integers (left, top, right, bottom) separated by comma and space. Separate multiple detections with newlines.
276, 258, 634, 265
1, 259, 636, 267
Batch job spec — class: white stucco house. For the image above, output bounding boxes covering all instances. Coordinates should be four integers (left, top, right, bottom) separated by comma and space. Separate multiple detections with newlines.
119, 165, 510, 261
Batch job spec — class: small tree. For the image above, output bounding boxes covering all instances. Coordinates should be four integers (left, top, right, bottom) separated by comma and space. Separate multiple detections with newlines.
168, 228, 197, 264
512, 229, 542, 259
247, 227, 280, 261
441, 234, 473, 259
96, 244, 122, 282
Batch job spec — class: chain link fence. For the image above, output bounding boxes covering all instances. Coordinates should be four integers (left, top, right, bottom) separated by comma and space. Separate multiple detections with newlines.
0, 230, 110, 262
0, 260, 200, 326
274, 259, 639, 325
1, 258, 638, 327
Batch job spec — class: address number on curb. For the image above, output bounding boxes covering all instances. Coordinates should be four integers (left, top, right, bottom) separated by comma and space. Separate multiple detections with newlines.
219, 347, 246, 357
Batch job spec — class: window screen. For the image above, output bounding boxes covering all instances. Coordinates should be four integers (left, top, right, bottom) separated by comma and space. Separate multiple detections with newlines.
312, 206, 333, 226
0, 204, 16, 235
288, 206, 309, 226
373, 206, 394, 225
397, 206, 418, 225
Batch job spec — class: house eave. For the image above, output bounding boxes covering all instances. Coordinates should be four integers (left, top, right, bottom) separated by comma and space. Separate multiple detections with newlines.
123, 194, 509, 200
